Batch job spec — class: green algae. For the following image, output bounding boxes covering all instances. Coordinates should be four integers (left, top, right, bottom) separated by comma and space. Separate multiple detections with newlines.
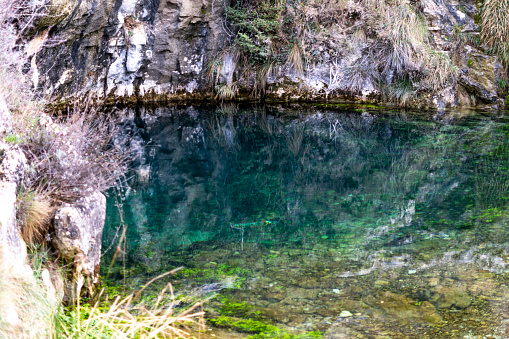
246, 330, 322, 339
219, 300, 263, 319
207, 316, 278, 333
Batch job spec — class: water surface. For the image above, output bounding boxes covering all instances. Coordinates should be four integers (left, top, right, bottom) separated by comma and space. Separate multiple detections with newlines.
104, 105, 509, 338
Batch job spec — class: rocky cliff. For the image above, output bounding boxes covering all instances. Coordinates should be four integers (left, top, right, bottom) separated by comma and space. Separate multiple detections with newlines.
36, 0, 506, 109
38, 0, 227, 100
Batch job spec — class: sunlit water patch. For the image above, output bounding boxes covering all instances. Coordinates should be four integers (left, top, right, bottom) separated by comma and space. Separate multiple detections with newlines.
103, 106, 509, 338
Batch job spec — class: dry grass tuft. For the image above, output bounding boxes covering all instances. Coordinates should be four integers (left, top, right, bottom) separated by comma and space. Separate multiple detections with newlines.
481, 0, 509, 65
215, 82, 239, 100
253, 60, 277, 97
343, 55, 378, 93
0, 254, 59, 339
17, 190, 54, 245
58, 283, 205, 339
369, 0, 429, 76
365, 0, 457, 100
286, 42, 304, 75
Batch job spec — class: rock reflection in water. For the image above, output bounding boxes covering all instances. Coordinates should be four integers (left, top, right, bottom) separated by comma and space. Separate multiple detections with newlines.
104, 105, 509, 338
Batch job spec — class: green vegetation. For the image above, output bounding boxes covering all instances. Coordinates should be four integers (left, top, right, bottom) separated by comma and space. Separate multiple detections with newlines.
246, 330, 322, 339
217, 298, 264, 320
207, 316, 278, 333
208, 300, 322, 338
226, 0, 286, 65
212, 0, 458, 104
208, 316, 322, 338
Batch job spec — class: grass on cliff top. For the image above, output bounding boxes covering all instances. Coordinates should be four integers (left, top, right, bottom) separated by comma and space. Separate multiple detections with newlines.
214, 0, 457, 104
481, 0, 509, 65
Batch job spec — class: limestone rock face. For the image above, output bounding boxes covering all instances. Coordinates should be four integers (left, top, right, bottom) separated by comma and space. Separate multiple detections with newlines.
0, 143, 28, 273
37, 0, 503, 108
38, 0, 227, 99
53, 191, 106, 294
0, 95, 12, 135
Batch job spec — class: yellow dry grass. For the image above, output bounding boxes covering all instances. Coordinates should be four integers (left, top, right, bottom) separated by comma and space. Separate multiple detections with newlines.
481, 0, 509, 65
17, 190, 54, 245
59, 283, 205, 339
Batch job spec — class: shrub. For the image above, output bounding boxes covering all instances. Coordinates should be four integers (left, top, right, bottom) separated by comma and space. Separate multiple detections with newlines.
16, 103, 134, 205
225, 0, 286, 65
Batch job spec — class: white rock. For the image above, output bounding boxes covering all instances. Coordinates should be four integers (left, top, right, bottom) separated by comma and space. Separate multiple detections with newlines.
339, 310, 353, 317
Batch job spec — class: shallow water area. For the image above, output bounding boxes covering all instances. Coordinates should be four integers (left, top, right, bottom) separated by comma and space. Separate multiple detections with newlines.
103, 104, 509, 338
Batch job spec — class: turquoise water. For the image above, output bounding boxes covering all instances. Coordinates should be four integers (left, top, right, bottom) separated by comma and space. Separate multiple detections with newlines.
103, 106, 509, 338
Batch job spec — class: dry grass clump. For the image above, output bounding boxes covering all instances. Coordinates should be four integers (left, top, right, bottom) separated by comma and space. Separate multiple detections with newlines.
286, 42, 304, 75
343, 55, 379, 93
481, 0, 509, 65
368, 0, 457, 93
368, 0, 429, 76
216, 82, 239, 100
0, 255, 59, 339
16, 190, 54, 244
58, 283, 205, 339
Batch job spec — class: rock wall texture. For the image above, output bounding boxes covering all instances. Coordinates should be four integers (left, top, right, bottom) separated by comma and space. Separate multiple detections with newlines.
36, 0, 505, 109
0, 140, 28, 275
53, 191, 106, 297
38, 0, 227, 100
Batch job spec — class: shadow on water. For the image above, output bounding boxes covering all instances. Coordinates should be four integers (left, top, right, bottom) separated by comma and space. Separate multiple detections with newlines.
103, 104, 509, 338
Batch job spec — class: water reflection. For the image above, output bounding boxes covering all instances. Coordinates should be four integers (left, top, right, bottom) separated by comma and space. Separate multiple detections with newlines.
104, 106, 509, 337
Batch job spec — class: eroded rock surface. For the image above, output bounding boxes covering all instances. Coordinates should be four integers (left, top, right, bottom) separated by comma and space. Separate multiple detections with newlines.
38, 0, 226, 100
0, 143, 28, 272
0, 95, 11, 135
53, 191, 106, 296
37, 0, 504, 108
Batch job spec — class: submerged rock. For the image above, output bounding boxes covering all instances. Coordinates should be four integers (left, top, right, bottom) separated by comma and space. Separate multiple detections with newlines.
364, 291, 443, 325
432, 285, 472, 309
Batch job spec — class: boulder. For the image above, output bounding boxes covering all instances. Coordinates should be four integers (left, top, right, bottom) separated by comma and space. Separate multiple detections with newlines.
53, 191, 106, 297
432, 286, 472, 309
